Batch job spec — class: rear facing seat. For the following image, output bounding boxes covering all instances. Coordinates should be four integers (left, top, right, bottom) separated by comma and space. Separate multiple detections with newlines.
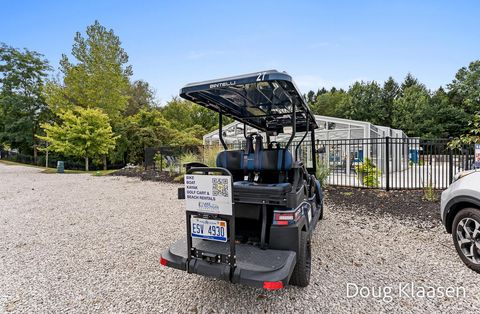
216, 138, 295, 196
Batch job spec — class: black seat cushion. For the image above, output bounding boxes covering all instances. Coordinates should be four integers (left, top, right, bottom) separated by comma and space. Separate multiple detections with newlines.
233, 181, 292, 195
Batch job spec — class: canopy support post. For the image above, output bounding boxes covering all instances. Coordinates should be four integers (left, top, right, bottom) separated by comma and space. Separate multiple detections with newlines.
219, 111, 228, 150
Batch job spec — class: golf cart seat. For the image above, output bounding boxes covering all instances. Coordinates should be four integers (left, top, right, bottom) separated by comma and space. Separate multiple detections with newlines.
216, 147, 295, 197
232, 181, 292, 194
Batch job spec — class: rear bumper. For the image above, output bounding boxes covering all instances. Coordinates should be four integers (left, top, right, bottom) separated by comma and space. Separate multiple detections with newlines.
161, 238, 296, 289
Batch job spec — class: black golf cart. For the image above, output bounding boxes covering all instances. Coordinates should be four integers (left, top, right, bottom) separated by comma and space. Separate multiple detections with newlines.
160, 70, 324, 290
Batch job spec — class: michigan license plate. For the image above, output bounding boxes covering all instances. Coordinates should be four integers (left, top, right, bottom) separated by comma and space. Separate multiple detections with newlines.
191, 217, 227, 242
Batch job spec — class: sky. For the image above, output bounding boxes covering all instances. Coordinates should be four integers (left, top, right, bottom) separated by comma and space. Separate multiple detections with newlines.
1, 0, 479, 104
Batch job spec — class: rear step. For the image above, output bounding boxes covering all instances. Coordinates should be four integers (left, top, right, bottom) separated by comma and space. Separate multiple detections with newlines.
161, 238, 296, 289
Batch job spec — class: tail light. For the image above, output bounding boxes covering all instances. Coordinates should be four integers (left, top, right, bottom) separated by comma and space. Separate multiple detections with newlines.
160, 256, 168, 266
263, 281, 284, 290
273, 204, 305, 226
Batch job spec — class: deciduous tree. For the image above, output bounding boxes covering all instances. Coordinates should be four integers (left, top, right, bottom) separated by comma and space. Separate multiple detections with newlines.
0, 43, 51, 159
38, 108, 117, 171
45, 21, 132, 119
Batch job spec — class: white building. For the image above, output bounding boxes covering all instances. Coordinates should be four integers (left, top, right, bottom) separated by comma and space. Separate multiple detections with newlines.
203, 115, 406, 145
203, 115, 410, 182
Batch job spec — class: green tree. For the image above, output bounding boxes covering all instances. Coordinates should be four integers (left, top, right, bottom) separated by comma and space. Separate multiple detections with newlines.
117, 108, 202, 164
310, 90, 349, 117
401, 73, 419, 93
306, 90, 315, 106
0, 43, 51, 159
37, 108, 117, 171
449, 113, 480, 148
392, 84, 430, 136
381, 77, 400, 126
421, 87, 469, 138
448, 60, 480, 114
45, 21, 131, 118
124, 80, 157, 116
161, 97, 220, 132
339, 81, 385, 125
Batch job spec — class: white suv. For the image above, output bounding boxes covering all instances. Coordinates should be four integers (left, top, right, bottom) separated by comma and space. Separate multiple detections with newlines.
441, 169, 480, 273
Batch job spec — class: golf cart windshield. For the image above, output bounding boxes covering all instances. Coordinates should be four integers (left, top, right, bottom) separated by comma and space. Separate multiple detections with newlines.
179, 70, 318, 133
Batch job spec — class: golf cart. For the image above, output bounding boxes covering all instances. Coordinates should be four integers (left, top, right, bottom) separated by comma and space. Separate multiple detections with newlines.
160, 70, 324, 290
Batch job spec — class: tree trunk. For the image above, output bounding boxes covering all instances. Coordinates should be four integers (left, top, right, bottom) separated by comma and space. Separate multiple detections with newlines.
33, 145, 38, 164
85, 156, 89, 171
32, 128, 37, 164
103, 155, 107, 171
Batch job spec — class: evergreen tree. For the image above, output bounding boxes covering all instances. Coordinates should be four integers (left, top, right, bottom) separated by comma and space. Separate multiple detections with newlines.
381, 77, 400, 126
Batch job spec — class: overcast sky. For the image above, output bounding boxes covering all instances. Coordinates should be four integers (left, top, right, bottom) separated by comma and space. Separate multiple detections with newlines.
2, 0, 479, 103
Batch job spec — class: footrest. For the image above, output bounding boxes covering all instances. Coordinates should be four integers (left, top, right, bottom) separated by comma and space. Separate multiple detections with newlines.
161, 238, 297, 289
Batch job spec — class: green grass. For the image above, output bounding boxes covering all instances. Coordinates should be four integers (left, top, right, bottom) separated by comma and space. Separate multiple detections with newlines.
0, 160, 117, 176
0, 159, 44, 168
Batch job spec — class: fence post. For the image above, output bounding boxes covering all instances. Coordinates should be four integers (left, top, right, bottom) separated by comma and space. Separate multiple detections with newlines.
448, 138, 453, 184
385, 136, 390, 191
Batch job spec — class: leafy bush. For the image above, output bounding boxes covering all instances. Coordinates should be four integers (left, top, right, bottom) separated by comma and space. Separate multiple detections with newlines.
423, 184, 438, 202
316, 159, 330, 188
355, 158, 381, 187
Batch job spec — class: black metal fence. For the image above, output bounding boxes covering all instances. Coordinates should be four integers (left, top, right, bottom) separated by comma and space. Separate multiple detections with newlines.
315, 137, 474, 190
145, 137, 475, 190
144, 145, 202, 171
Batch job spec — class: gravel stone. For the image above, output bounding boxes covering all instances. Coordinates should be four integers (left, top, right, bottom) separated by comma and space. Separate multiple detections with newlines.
1, 163, 479, 313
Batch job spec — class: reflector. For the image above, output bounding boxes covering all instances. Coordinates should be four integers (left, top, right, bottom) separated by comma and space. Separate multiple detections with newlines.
263, 281, 284, 290
160, 257, 168, 266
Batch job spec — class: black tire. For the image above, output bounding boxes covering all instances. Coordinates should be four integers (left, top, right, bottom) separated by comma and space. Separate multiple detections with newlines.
318, 200, 324, 220
452, 208, 480, 274
290, 231, 312, 287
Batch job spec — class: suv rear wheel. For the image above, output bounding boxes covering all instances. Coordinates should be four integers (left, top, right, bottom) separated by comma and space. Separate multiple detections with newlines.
452, 208, 480, 273
289, 231, 311, 287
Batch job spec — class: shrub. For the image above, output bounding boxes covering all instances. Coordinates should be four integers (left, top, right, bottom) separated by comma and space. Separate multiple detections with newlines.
179, 151, 200, 173
423, 184, 438, 202
355, 158, 381, 187
316, 159, 330, 188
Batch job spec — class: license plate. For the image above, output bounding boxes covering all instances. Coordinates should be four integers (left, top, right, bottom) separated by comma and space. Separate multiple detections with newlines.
191, 217, 227, 242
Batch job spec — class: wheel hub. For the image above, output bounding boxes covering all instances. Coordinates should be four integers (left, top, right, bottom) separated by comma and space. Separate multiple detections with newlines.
456, 217, 480, 265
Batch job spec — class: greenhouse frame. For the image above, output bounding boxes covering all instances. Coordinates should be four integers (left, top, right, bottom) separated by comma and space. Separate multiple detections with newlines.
203, 115, 410, 186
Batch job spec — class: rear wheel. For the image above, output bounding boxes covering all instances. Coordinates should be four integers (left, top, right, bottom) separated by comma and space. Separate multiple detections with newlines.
452, 208, 480, 273
318, 200, 324, 220
290, 231, 311, 287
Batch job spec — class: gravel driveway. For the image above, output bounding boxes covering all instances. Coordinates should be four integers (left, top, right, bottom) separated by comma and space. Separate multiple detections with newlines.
1, 163, 479, 313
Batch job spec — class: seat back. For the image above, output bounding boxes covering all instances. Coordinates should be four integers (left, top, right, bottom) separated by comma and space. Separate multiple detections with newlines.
257, 149, 293, 171
216, 150, 244, 170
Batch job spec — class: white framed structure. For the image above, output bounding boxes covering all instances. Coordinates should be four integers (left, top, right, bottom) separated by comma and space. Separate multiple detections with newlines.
203, 115, 408, 181
203, 115, 406, 145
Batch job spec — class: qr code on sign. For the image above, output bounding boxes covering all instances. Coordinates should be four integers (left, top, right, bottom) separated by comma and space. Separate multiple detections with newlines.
212, 178, 229, 197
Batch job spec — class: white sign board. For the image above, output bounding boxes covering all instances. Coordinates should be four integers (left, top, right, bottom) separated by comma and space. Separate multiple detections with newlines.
184, 174, 233, 216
